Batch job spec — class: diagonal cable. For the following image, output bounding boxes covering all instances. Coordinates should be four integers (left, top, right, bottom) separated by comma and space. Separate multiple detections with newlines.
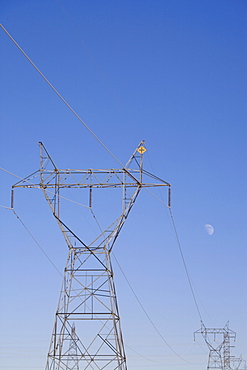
112, 254, 193, 364
0, 23, 123, 168
10, 207, 62, 276
169, 208, 203, 322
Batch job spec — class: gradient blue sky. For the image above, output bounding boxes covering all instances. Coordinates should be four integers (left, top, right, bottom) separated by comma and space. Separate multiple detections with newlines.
0, 1, 246, 369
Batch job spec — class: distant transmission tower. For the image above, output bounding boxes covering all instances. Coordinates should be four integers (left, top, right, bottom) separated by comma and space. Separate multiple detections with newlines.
194, 321, 236, 370
232, 356, 247, 370
13, 141, 170, 369
66, 324, 79, 370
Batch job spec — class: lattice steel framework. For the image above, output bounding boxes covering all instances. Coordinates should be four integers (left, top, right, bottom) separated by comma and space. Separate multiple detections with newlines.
13, 141, 170, 370
231, 356, 247, 370
66, 324, 80, 370
194, 322, 236, 370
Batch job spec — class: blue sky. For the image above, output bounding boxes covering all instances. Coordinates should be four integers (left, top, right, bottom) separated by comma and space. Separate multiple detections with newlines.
0, 1, 246, 369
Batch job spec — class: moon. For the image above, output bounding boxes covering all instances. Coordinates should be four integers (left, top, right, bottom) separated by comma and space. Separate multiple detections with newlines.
205, 224, 214, 235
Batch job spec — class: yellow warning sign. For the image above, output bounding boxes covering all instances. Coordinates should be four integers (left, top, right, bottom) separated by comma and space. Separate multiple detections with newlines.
137, 146, 146, 154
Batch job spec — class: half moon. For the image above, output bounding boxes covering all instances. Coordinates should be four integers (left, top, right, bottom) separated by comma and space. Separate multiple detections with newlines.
205, 224, 214, 235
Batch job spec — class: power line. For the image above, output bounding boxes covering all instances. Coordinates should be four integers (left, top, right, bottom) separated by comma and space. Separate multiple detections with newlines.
125, 344, 161, 364
168, 208, 203, 322
78, 199, 193, 364
0, 24, 124, 168
1, 205, 62, 277
112, 253, 193, 364
140, 153, 204, 323
13, 209, 62, 276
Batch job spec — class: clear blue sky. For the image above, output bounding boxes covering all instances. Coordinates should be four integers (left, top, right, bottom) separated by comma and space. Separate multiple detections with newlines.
0, 1, 246, 369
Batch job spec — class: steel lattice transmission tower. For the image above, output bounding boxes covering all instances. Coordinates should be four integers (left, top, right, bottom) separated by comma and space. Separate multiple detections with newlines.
231, 356, 247, 370
194, 322, 236, 370
66, 324, 80, 370
13, 141, 170, 370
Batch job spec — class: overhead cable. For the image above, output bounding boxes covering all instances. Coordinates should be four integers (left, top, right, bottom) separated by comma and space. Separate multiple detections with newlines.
169, 208, 203, 322
113, 253, 193, 364
2, 206, 62, 277
0, 24, 124, 168
144, 153, 204, 323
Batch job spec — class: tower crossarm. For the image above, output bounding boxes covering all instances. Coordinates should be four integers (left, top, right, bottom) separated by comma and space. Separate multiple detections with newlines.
12, 169, 170, 189
11, 142, 170, 220
194, 322, 236, 340
11, 141, 171, 252
194, 322, 237, 370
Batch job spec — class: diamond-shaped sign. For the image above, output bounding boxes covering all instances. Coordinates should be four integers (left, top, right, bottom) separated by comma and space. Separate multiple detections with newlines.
137, 146, 146, 154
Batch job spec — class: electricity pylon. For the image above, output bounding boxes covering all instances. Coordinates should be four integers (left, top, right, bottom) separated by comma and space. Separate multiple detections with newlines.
66, 324, 79, 370
13, 141, 170, 370
194, 321, 236, 370
231, 356, 247, 370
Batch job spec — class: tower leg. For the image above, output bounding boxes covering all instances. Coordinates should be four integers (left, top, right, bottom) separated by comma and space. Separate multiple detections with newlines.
45, 247, 127, 370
